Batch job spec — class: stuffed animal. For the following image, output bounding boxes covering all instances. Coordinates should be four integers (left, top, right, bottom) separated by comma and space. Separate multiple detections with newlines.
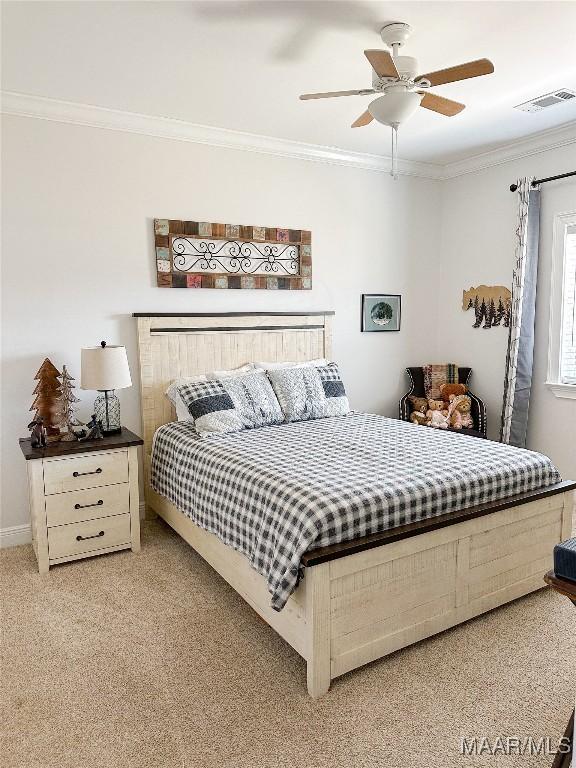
440, 382, 467, 405
408, 396, 428, 426
448, 399, 463, 429
426, 399, 450, 429
448, 394, 474, 430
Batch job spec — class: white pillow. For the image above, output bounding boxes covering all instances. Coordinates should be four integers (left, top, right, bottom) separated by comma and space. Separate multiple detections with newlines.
166, 375, 208, 421
253, 358, 327, 371
207, 363, 255, 379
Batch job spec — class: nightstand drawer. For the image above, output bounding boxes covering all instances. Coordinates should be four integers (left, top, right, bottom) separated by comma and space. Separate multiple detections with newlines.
46, 483, 130, 527
47, 513, 131, 560
44, 450, 128, 495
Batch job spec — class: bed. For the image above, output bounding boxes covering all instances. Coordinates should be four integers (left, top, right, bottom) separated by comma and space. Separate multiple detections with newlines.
135, 312, 575, 697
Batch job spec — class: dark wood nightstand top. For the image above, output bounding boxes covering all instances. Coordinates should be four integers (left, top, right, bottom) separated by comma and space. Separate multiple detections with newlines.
19, 427, 143, 461
545, 570, 576, 602
545, 571, 575, 768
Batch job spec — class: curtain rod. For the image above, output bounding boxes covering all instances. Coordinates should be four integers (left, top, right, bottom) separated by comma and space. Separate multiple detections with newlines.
509, 170, 576, 192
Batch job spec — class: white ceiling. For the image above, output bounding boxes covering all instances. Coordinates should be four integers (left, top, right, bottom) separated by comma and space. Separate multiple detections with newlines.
2, 1, 576, 164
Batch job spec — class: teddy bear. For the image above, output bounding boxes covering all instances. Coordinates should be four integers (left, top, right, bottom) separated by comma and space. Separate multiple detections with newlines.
448, 394, 474, 430
439, 382, 467, 407
408, 395, 429, 426
426, 399, 450, 429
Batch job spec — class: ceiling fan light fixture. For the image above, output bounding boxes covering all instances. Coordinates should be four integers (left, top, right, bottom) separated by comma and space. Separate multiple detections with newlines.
368, 91, 423, 127
299, 18, 494, 168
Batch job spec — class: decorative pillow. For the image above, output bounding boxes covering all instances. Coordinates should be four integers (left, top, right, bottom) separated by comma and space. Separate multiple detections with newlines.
253, 358, 327, 371
167, 366, 255, 421
267, 363, 350, 423
166, 375, 208, 421
177, 371, 283, 436
423, 363, 458, 399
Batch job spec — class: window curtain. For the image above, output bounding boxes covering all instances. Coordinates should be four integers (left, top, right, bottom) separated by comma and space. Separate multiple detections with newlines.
500, 177, 541, 447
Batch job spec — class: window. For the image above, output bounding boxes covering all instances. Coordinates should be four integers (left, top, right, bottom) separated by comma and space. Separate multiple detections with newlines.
560, 224, 576, 384
547, 212, 576, 398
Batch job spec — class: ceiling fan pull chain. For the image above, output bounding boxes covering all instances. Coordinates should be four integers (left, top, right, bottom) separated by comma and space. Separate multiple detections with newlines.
391, 124, 399, 180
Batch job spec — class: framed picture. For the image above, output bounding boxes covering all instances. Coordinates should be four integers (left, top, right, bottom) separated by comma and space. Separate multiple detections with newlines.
154, 219, 311, 290
361, 294, 401, 332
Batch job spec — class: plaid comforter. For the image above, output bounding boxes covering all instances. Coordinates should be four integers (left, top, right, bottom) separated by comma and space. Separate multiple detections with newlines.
151, 413, 561, 611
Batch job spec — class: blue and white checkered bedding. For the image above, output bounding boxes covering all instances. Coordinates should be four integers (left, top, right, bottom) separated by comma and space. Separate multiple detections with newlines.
151, 413, 561, 611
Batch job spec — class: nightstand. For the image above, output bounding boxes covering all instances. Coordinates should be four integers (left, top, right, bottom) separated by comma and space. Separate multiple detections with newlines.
19, 428, 143, 573
544, 571, 575, 768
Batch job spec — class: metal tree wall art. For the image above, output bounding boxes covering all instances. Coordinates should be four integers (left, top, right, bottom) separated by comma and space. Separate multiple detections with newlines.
462, 285, 511, 329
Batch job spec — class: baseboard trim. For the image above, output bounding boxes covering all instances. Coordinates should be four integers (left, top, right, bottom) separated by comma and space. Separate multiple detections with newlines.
0, 523, 32, 548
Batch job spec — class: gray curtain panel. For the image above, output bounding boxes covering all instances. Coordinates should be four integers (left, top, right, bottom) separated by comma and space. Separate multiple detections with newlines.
500, 177, 541, 447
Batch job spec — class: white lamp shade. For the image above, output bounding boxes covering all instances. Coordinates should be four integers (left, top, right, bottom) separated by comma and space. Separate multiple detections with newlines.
81, 345, 132, 391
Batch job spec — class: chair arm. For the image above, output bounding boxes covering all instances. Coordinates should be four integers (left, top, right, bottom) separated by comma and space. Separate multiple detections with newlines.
467, 389, 487, 437
399, 368, 417, 421
399, 392, 413, 421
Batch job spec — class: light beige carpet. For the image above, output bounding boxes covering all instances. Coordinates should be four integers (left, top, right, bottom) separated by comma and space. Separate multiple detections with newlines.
1, 519, 574, 768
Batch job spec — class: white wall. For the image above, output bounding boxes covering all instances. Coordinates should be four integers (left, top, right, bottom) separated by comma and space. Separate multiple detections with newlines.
437, 143, 576, 479
1, 115, 441, 531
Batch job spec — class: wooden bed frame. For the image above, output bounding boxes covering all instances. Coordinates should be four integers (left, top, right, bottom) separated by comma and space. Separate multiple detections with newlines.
135, 312, 575, 697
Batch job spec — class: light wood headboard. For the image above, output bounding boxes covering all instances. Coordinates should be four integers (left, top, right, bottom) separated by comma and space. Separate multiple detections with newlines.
134, 311, 334, 487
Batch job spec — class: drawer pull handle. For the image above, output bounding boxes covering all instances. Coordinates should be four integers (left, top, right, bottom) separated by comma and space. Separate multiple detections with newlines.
76, 531, 105, 542
72, 468, 102, 478
74, 500, 104, 510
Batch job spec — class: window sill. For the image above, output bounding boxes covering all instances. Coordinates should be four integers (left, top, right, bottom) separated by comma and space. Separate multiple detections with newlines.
546, 381, 576, 400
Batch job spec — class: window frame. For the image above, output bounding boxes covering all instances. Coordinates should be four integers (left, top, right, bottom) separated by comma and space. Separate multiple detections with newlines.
546, 210, 576, 399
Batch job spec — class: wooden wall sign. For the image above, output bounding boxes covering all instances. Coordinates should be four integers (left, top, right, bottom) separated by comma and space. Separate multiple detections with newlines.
462, 285, 512, 329
154, 219, 311, 290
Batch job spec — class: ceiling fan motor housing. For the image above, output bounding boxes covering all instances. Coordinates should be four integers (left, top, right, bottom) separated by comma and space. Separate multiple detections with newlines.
372, 56, 419, 89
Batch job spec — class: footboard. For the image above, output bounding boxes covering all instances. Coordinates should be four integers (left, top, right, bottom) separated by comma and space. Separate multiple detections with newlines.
146, 483, 574, 699
305, 488, 574, 697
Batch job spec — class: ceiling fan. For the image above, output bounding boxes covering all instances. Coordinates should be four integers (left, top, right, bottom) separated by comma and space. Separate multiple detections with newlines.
299, 22, 494, 177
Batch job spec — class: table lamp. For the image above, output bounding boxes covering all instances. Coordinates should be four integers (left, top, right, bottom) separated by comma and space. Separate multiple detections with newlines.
81, 342, 132, 435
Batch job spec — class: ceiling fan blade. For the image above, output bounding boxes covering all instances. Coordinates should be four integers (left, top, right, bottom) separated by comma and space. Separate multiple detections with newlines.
364, 49, 399, 79
351, 110, 374, 128
299, 88, 374, 100
419, 92, 465, 116
417, 58, 494, 87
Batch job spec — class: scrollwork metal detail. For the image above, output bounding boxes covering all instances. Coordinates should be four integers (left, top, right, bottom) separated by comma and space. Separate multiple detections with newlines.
172, 238, 299, 275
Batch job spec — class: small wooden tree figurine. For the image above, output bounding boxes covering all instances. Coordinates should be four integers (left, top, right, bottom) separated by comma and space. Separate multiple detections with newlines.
30, 359, 62, 438
54, 365, 81, 441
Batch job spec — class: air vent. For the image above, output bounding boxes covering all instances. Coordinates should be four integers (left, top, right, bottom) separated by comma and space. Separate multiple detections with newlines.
515, 89, 576, 113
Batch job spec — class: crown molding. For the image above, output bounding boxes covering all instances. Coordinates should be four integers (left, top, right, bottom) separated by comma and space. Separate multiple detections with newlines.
442, 121, 576, 179
0, 91, 442, 180
2, 91, 575, 181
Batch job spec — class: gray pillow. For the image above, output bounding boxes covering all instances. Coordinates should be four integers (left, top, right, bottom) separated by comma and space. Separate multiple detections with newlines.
177, 371, 283, 437
267, 363, 350, 423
